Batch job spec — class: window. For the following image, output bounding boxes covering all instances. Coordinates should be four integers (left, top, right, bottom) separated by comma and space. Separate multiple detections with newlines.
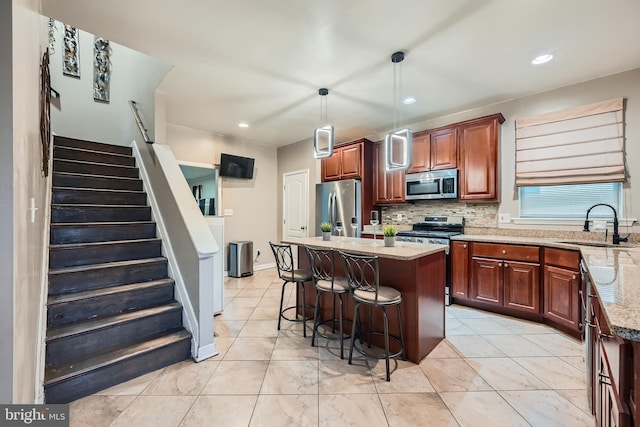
519, 182, 622, 219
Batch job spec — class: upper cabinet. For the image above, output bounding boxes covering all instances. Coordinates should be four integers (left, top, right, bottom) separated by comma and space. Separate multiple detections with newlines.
321, 139, 368, 182
406, 128, 457, 174
373, 141, 405, 205
457, 114, 505, 202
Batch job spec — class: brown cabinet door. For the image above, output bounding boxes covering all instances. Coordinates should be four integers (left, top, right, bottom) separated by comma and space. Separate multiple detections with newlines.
407, 132, 430, 173
470, 257, 503, 306
321, 150, 342, 182
339, 143, 362, 179
388, 170, 405, 202
544, 265, 580, 329
504, 261, 540, 313
373, 142, 388, 204
451, 241, 469, 299
373, 141, 405, 204
458, 117, 499, 201
431, 128, 457, 170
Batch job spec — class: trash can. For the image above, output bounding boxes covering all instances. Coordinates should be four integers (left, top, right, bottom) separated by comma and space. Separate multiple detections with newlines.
229, 241, 253, 278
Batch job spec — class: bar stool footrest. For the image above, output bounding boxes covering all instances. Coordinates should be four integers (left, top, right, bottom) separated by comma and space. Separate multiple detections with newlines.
351, 333, 404, 360
313, 318, 353, 342
280, 305, 315, 324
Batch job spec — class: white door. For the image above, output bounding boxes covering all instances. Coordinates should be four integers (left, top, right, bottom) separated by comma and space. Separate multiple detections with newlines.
283, 170, 309, 240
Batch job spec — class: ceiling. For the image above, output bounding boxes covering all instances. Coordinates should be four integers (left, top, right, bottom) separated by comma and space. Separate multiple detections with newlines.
42, 0, 640, 148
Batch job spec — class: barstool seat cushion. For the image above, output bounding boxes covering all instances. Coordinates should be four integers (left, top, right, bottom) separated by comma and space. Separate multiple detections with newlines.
315, 277, 349, 292
354, 286, 402, 304
284, 269, 312, 282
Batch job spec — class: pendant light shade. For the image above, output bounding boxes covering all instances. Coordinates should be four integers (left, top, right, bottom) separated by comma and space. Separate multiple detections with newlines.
384, 51, 412, 172
313, 88, 334, 159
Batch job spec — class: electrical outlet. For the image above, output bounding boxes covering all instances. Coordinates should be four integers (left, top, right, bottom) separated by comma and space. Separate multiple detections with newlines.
498, 213, 511, 224
396, 213, 403, 221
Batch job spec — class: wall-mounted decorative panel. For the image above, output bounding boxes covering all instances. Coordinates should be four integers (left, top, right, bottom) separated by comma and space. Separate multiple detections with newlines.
62, 25, 80, 77
93, 37, 111, 102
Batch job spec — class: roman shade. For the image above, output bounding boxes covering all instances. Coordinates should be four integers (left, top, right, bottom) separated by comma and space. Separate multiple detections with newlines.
515, 98, 626, 186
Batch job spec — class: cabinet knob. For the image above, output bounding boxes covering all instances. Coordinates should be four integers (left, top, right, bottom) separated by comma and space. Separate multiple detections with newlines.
498, 262, 503, 267
502, 249, 506, 254
463, 244, 467, 249
504, 262, 509, 268
572, 274, 577, 280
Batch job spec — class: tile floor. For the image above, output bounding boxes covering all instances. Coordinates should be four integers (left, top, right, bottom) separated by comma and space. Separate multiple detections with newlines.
69, 268, 594, 427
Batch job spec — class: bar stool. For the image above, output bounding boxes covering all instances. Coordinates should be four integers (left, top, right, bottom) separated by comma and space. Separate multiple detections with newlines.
304, 246, 351, 358
269, 241, 313, 337
339, 251, 405, 381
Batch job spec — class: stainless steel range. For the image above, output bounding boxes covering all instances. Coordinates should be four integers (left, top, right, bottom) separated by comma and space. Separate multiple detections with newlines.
396, 216, 464, 305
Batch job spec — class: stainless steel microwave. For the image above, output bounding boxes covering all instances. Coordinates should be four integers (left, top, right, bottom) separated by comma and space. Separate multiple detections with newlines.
405, 169, 458, 200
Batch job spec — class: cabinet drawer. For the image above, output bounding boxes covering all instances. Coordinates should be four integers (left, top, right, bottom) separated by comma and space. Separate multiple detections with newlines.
472, 242, 539, 263
544, 247, 580, 270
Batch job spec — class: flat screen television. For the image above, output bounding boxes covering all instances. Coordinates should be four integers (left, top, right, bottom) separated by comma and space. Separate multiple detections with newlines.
219, 153, 255, 179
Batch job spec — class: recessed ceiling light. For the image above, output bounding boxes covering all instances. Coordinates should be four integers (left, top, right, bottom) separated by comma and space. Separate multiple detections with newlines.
402, 96, 417, 105
532, 54, 553, 65
238, 123, 249, 128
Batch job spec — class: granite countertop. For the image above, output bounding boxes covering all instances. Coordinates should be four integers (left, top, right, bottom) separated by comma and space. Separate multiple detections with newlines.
452, 234, 640, 342
281, 236, 446, 261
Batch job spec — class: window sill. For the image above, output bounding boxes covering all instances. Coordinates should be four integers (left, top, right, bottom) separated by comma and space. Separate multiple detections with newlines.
511, 218, 637, 227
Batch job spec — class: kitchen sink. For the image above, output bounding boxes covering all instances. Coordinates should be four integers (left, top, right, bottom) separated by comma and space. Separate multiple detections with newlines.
557, 240, 636, 248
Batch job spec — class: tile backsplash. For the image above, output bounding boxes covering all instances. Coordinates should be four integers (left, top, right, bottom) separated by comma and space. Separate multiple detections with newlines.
381, 200, 499, 228
381, 201, 639, 243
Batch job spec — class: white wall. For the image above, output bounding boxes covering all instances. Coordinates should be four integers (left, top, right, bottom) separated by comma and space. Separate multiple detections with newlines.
0, 0, 15, 405
165, 124, 278, 269
7, 0, 49, 403
49, 23, 171, 145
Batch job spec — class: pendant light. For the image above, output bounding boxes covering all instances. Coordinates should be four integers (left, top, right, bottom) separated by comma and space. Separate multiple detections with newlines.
384, 51, 412, 172
313, 88, 334, 159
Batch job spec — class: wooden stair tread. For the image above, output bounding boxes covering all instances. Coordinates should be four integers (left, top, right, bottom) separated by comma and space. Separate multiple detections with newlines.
54, 145, 133, 159
52, 186, 145, 194
47, 302, 182, 341
44, 329, 190, 385
55, 158, 138, 170
51, 203, 149, 208
53, 171, 141, 182
50, 237, 161, 250
53, 136, 132, 154
50, 221, 155, 228
47, 279, 174, 305
49, 257, 166, 275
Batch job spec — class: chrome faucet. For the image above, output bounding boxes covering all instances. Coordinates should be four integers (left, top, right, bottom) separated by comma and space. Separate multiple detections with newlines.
583, 203, 628, 245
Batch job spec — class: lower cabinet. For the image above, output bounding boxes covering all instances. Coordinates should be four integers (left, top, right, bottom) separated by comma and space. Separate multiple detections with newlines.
543, 248, 582, 333
470, 256, 540, 313
544, 264, 580, 330
589, 293, 634, 427
467, 242, 541, 315
451, 241, 469, 299
453, 241, 584, 336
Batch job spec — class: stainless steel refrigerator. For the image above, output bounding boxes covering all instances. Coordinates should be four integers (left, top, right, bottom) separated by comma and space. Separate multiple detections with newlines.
316, 179, 362, 237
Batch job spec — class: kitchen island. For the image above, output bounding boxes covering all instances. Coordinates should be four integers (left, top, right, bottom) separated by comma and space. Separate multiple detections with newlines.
281, 236, 447, 363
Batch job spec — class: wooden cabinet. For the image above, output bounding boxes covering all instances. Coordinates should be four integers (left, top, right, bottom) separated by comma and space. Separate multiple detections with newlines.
431, 128, 457, 170
407, 128, 456, 174
373, 140, 405, 204
451, 241, 469, 299
469, 242, 540, 314
321, 140, 363, 181
543, 248, 581, 332
457, 114, 504, 202
320, 139, 376, 231
588, 293, 634, 427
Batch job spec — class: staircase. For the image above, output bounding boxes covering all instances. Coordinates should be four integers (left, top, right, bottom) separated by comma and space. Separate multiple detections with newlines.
44, 136, 191, 404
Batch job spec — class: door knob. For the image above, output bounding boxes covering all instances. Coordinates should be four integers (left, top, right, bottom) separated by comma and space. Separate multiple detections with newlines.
300, 226, 306, 230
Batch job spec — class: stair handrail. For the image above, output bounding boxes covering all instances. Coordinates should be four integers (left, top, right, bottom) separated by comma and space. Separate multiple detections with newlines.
129, 100, 153, 144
